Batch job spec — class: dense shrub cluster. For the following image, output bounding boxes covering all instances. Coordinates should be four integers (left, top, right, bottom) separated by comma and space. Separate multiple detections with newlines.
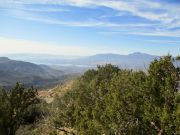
51, 56, 180, 135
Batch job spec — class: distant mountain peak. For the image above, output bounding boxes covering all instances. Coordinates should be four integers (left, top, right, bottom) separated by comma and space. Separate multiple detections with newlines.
0, 57, 10, 62
93, 52, 154, 57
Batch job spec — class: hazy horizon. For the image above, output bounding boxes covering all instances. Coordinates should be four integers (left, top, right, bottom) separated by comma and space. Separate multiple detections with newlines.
0, 51, 160, 57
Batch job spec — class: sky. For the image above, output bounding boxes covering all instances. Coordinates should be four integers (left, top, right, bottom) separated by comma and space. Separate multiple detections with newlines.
0, 0, 180, 56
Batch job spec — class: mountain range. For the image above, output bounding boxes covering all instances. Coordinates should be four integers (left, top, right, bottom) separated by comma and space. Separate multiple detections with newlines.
5, 52, 158, 69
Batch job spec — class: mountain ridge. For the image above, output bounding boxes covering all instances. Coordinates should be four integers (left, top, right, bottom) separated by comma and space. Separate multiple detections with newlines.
0, 57, 69, 88
3, 52, 158, 68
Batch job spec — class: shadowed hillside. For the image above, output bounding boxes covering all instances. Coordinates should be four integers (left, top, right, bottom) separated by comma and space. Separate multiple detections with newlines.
0, 57, 75, 88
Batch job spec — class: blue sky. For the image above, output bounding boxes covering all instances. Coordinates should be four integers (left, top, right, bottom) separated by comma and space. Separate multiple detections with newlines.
0, 0, 180, 56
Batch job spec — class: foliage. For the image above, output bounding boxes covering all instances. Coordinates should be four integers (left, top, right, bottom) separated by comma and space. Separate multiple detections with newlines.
0, 83, 39, 135
143, 56, 180, 134
176, 55, 180, 61
1, 55, 179, 135
51, 56, 180, 135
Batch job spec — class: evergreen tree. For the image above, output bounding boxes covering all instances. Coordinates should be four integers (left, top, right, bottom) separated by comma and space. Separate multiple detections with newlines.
0, 83, 39, 135
144, 56, 179, 134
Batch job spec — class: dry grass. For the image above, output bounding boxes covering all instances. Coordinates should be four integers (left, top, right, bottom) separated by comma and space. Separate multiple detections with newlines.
38, 81, 74, 103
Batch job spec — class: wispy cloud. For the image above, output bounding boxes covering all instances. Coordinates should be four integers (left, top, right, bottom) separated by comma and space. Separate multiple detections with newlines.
0, 1, 70, 12
0, 0, 180, 38
4, 0, 179, 25
15, 7, 70, 13
3, 7, 159, 28
100, 29, 180, 38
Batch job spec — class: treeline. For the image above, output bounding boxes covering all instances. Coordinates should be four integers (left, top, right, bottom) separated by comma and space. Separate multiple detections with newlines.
0, 55, 180, 135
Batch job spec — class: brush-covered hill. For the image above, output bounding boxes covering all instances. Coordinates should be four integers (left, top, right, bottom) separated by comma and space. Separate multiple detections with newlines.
16, 56, 180, 135
0, 57, 72, 88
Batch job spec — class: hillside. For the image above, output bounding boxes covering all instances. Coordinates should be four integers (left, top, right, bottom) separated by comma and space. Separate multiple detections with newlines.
38, 81, 74, 103
0, 57, 71, 88
14, 56, 180, 135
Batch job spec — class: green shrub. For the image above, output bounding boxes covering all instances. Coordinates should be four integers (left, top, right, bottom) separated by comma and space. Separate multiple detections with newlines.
51, 56, 180, 135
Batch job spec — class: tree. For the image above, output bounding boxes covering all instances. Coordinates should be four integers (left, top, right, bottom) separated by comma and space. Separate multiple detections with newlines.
144, 56, 180, 134
176, 55, 180, 61
0, 83, 39, 135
